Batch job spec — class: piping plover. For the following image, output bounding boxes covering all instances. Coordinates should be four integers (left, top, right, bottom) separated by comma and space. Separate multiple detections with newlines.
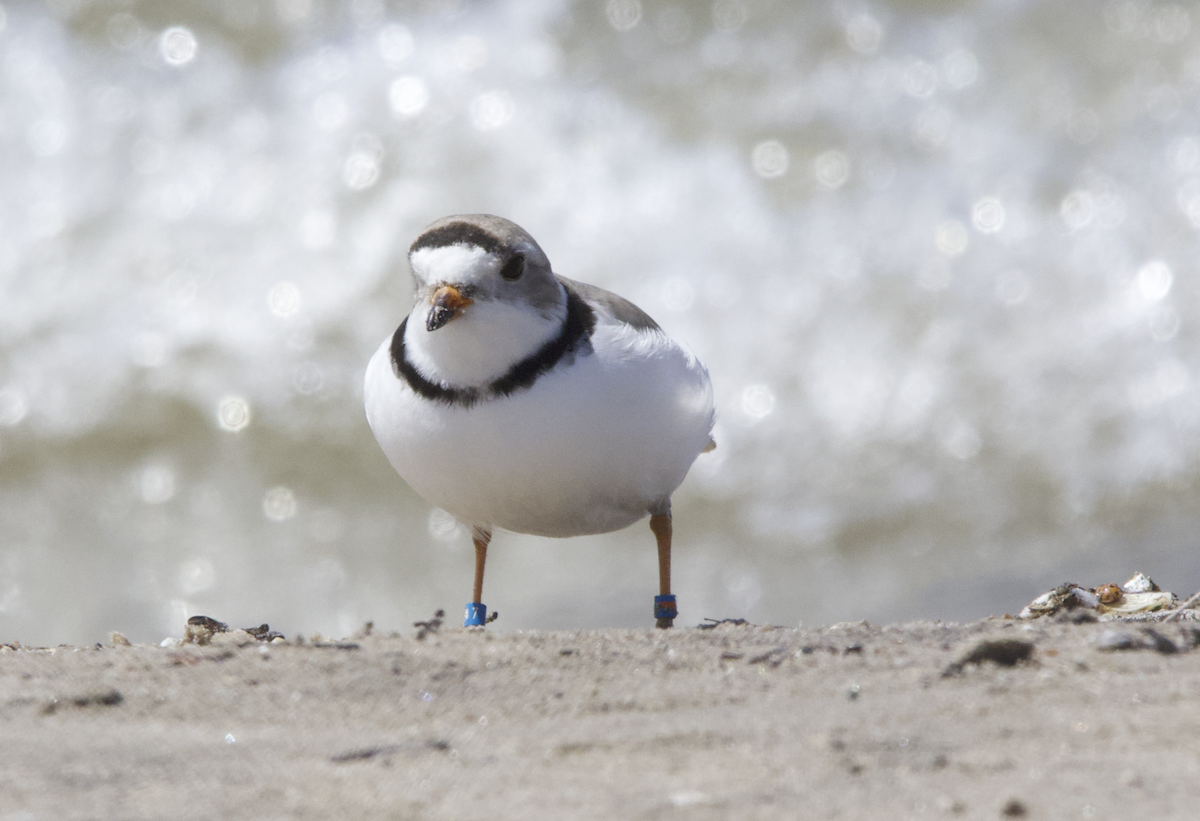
364, 215, 715, 628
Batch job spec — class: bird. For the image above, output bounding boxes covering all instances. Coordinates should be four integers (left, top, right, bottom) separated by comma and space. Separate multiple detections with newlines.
363, 214, 715, 629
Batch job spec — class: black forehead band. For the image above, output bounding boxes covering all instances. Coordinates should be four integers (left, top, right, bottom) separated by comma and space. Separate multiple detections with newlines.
409, 223, 505, 257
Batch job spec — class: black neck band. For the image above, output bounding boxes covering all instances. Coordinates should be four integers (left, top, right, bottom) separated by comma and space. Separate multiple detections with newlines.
390, 285, 596, 408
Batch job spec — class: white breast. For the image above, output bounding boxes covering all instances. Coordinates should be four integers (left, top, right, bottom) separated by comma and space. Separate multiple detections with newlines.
363, 319, 714, 537
405, 296, 565, 387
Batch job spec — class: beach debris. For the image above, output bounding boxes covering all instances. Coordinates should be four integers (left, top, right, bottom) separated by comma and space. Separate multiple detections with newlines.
331, 739, 449, 763
698, 618, 752, 629
1018, 573, 1178, 620
942, 639, 1034, 677
1123, 572, 1159, 593
41, 688, 124, 715
243, 624, 285, 642
108, 632, 131, 647
414, 609, 444, 640
1095, 628, 1182, 654
183, 616, 284, 646
1164, 591, 1200, 623
184, 615, 229, 645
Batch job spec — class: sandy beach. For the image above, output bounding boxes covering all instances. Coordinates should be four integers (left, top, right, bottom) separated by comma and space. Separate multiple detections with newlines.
3, 611, 1199, 820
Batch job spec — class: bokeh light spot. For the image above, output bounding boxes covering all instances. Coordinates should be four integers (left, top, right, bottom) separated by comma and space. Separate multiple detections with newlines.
263, 486, 297, 522
935, 220, 968, 255
607, 0, 643, 32
661, 277, 695, 311
1170, 136, 1200, 172
28, 119, 68, 157
903, 60, 938, 98
994, 270, 1030, 305
217, 396, 251, 432
389, 75, 429, 118
131, 332, 168, 368
971, 197, 1005, 233
108, 13, 148, 50
277, 0, 313, 26
293, 363, 324, 395
313, 92, 349, 130
343, 143, 382, 190
159, 26, 197, 67
470, 90, 514, 131
917, 260, 952, 291
712, 0, 747, 32
140, 465, 176, 505
1060, 190, 1094, 230
899, 373, 935, 412
740, 384, 776, 422
914, 106, 953, 146
454, 36, 487, 72
1136, 260, 1172, 301
299, 208, 336, 249
180, 558, 215, 595
0, 388, 29, 427
939, 418, 982, 460
814, 150, 850, 189
751, 140, 789, 178
1176, 180, 1200, 226
845, 14, 883, 55
378, 24, 414, 66
1153, 5, 1191, 42
1129, 359, 1189, 409
941, 49, 979, 88
268, 281, 301, 317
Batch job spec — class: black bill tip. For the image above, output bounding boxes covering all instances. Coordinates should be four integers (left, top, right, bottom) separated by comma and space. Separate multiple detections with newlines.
426, 304, 456, 332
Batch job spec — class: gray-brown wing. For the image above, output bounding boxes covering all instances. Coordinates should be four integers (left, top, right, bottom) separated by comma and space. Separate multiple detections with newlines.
556, 275, 661, 332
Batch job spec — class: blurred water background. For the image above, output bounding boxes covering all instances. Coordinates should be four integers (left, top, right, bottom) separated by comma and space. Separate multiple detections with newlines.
2, 0, 1200, 645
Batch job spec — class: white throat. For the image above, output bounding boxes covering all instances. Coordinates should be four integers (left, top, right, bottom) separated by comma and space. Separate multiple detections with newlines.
405, 289, 567, 388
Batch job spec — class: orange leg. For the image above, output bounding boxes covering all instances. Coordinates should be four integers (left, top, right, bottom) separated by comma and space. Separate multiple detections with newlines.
472, 530, 490, 605
464, 529, 492, 627
650, 512, 675, 628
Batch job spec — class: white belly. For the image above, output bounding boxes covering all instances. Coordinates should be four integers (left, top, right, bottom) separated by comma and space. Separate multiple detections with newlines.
363, 322, 714, 537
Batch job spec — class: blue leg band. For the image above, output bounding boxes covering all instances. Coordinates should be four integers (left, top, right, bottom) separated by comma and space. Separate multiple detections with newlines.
464, 602, 487, 627
654, 594, 678, 620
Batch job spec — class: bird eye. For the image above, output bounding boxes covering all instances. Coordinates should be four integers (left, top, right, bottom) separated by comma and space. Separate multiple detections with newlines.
499, 254, 525, 281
